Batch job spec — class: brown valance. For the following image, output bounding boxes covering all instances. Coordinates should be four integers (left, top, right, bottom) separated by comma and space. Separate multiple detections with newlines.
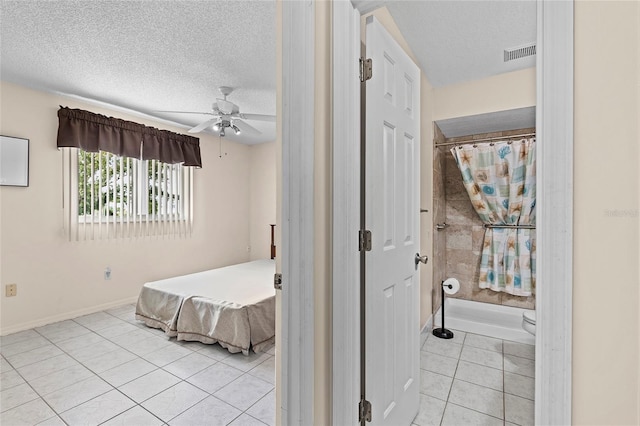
57, 106, 202, 167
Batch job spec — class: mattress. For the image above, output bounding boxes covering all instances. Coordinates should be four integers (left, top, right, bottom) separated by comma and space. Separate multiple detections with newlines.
135, 259, 276, 354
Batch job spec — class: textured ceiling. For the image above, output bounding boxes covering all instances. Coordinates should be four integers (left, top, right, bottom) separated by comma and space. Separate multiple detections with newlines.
355, 0, 536, 87
1, 1, 536, 144
0, 0, 276, 145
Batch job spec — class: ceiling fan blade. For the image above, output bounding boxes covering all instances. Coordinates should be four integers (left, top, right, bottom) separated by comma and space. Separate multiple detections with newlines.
238, 113, 276, 122
188, 118, 218, 133
233, 119, 262, 135
155, 110, 217, 116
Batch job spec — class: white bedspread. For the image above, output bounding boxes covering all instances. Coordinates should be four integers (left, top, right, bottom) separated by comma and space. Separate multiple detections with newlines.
135, 259, 275, 354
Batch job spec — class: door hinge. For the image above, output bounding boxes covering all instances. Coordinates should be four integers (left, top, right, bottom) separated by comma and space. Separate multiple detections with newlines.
359, 230, 372, 252
359, 398, 372, 422
274, 273, 282, 290
359, 57, 372, 82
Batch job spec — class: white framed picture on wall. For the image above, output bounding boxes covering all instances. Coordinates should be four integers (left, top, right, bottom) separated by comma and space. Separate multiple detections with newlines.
0, 135, 29, 187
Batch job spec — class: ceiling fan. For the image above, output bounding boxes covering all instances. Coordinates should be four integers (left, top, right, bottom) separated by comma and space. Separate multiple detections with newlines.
159, 86, 275, 136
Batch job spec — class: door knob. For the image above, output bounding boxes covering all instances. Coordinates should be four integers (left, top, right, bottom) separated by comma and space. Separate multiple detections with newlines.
415, 253, 428, 269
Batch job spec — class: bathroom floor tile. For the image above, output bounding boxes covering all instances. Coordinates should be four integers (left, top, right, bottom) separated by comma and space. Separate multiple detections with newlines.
422, 337, 463, 359
412, 393, 446, 426
505, 371, 535, 400
447, 379, 504, 419
464, 333, 503, 353
420, 370, 453, 401
505, 393, 535, 425
455, 360, 503, 391
441, 402, 503, 426
460, 345, 503, 370
504, 354, 535, 378
504, 341, 535, 360
420, 351, 459, 377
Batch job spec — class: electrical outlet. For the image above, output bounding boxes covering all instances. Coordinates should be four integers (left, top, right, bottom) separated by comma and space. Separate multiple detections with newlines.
5, 284, 17, 297
104, 267, 112, 280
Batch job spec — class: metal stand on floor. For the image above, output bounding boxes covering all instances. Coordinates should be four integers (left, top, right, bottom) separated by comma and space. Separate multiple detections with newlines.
433, 280, 454, 339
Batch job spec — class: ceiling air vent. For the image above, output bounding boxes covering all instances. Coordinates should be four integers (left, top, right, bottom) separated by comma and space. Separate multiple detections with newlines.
504, 44, 536, 62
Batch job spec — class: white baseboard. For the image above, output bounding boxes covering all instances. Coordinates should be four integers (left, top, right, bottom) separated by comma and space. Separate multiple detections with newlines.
0, 296, 138, 336
420, 313, 433, 347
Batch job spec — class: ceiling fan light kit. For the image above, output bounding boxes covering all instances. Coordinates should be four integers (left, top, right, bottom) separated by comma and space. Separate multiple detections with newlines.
158, 86, 275, 137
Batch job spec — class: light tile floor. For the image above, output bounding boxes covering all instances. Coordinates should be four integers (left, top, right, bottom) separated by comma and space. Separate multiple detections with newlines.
413, 330, 535, 426
0, 304, 275, 426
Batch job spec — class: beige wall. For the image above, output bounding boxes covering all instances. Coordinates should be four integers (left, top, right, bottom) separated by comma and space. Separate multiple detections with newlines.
314, 2, 332, 424
0, 81, 254, 334
433, 67, 536, 121
249, 141, 276, 261
573, 1, 639, 423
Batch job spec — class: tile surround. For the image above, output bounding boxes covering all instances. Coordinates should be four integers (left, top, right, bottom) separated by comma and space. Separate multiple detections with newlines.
0, 303, 275, 426
434, 126, 536, 310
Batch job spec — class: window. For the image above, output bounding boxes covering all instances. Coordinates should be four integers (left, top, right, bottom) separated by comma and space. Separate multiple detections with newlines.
56, 106, 201, 241
62, 148, 194, 241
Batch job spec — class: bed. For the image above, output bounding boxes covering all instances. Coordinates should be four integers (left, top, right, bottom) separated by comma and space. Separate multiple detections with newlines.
135, 228, 277, 355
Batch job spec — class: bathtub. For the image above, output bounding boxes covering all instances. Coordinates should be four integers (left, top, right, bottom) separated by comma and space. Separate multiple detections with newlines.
433, 297, 535, 345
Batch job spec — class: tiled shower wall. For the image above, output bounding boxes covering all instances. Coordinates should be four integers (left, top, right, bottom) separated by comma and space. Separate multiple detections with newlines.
431, 126, 447, 316
433, 126, 536, 311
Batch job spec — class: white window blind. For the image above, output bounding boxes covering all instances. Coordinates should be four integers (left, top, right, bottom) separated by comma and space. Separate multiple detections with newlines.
62, 148, 193, 241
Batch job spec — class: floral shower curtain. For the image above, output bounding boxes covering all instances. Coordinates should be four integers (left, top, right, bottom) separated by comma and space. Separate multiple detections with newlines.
450, 139, 536, 296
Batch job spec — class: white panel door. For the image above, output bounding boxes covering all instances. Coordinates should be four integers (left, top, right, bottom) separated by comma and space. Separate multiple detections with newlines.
364, 15, 421, 426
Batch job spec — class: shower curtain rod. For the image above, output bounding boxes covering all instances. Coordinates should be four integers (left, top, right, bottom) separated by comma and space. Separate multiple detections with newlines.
434, 132, 536, 148
483, 224, 536, 229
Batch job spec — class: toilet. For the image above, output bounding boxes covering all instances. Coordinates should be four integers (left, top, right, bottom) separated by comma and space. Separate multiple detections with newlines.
522, 310, 536, 335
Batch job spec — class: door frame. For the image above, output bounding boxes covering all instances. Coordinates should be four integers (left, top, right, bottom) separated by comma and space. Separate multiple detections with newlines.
280, 0, 315, 424
283, 0, 574, 424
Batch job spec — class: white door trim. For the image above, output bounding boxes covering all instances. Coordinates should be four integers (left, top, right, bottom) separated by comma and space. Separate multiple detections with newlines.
332, 1, 361, 424
281, 1, 315, 424
535, 1, 573, 424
